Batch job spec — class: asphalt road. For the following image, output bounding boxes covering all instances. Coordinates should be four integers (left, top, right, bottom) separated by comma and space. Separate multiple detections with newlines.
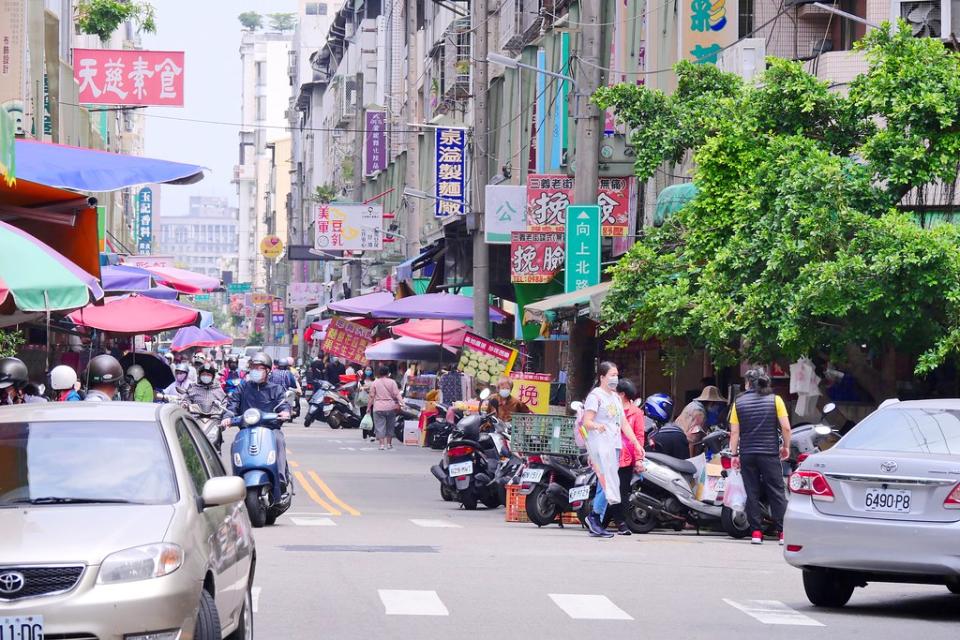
233, 419, 960, 640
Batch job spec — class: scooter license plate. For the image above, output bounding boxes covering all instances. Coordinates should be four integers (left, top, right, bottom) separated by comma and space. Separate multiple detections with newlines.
568, 485, 591, 503
520, 468, 544, 483
448, 461, 473, 476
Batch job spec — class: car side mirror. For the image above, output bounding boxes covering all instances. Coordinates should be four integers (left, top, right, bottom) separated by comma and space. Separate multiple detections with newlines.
201, 476, 245, 509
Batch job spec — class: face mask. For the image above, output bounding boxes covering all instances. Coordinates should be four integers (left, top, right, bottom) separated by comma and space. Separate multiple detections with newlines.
248, 369, 265, 384
176, 373, 187, 381
499, 388, 511, 399
365, 369, 373, 376
200, 375, 214, 385
606, 376, 619, 390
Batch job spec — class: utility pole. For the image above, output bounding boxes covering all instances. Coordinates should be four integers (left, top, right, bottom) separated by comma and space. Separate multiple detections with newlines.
351, 72, 365, 297
471, 0, 491, 337
568, 0, 603, 402
404, 0, 421, 261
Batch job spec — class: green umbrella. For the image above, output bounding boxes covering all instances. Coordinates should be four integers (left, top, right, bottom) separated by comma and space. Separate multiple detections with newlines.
0, 220, 104, 312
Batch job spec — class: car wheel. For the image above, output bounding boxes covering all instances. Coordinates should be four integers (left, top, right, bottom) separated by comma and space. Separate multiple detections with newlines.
245, 487, 267, 528
802, 569, 856, 608
721, 506, 751, 539
195, 589, 222, 640
226, 585, 253, 640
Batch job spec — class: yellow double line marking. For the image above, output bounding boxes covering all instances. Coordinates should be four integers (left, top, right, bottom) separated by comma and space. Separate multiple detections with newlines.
291, 464, 361, 516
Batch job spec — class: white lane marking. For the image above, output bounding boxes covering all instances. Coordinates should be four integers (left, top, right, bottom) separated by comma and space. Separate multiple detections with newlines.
548, 594, 633, 620
723, 600, 824, 626
410, 519, 462, 528
339, 447, 357, 451
290, 517, 337, 527
286, 511, 336, 517
378, 590, 449, 616
252, 587, 261, 613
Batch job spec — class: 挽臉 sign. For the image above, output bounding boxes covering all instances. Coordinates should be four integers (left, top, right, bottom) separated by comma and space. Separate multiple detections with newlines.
510, 372, 553, 415
510, 231, 565, 284
526, 174, 573, 232
74, 49, 184, 107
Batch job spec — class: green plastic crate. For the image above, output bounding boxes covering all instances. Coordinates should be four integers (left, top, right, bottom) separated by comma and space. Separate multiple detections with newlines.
511, 413, 581, 455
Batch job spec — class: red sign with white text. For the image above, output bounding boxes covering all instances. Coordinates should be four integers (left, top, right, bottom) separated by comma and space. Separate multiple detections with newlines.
597, 177, 631, 237
74, 49, 185, 107
510, 231, 565, 284
526, 174, 573, 232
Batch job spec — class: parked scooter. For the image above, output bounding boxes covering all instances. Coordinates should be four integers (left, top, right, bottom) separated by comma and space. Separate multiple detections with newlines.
303, 380, 335, 427
189, 401, 226, 453
285, 388, 301, 420
326, 382, 362, 431
229, 407, 293, 527
521, 453, 593, 526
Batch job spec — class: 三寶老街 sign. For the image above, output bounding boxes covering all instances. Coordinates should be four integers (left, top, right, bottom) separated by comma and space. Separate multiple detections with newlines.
260, 235, 284, 258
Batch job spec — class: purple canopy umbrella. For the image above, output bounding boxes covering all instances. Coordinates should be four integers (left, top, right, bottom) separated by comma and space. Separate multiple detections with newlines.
327, 291, 395, 315
370, 293, 507, 322
171, 326, 233, 352
101, 264, 153, 292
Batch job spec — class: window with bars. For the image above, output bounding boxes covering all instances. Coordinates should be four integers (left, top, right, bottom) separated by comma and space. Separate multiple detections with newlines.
740, 0, 755, 37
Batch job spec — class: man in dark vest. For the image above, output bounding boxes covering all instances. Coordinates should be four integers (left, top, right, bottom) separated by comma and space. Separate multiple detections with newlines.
728, 367, 791, 546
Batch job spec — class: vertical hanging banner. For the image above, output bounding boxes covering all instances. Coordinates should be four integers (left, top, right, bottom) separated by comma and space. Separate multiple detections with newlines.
679, 0, 739, 64
365, 110, 386, 175
510, 231, 565, 283
597, 177, 631, 237
526, 173, 573, 232
136, 187, 153, 254
565, 205, 601, 293
485, 184, 527, 243
435, 127, 466, 218
73, 49, 185, 106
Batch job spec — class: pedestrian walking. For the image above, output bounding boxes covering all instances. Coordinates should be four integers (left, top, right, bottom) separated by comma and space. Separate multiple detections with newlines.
581, 362, 627, 538
728, 367, 791, 545
369, 365, 403, 450
610, 379, 646, 532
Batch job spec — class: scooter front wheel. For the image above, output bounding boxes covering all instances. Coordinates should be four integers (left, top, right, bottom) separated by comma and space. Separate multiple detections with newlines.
524, 485, 559, 526
245, 486, 267, 528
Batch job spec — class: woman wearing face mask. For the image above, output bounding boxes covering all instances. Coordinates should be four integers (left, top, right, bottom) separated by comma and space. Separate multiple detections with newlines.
489, 377, 531, 422
356, 366, 375, 418
581, 361, 627, 538
163, 363, 192, 400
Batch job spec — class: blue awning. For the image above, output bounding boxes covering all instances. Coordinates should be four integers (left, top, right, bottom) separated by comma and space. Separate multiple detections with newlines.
15, 140, 206, 192
395, 243, 444, 282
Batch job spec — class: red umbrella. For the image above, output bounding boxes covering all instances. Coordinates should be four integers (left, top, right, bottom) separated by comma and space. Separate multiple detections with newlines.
392, 319, 468, 347
146, 266, 221, 294
68, 294, 201, 334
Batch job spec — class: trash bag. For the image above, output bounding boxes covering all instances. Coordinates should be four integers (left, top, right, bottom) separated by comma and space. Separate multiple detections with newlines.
360, 412, 374, 431
723, 468, 747, 511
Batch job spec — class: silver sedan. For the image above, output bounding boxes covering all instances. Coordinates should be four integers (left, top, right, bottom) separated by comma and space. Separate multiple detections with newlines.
784, 399, 960, 607
0, 402, 256, 640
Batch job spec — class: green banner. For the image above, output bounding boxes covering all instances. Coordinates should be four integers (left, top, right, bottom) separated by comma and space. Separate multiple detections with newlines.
193, 294, 211, 302
565, 205, 601, 293
0, 109, 15, 185
96, 205, 106, 252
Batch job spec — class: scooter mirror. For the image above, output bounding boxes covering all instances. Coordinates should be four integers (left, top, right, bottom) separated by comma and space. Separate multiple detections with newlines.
479, 388, 491, 401
570, 401, 584, 412
822, 402, 836, 415
814, 425, 833, 436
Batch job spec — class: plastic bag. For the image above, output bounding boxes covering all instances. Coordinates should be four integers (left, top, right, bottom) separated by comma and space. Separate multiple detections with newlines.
723, 469, 747, 511
360, 412, 373, 431
688, 453, 707, 500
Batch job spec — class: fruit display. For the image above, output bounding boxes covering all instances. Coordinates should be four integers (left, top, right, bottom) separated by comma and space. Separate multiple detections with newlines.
457, 345, 507, 383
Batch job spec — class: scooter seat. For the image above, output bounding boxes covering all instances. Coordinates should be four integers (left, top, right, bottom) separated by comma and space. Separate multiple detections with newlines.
645, 452, 697, 476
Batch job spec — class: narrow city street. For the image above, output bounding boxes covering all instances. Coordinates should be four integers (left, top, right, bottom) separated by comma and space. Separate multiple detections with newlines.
243, 420, 960, 640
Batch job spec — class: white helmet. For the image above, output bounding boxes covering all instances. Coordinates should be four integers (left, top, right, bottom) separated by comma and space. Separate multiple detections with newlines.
127, 364, 145, 382
50, 365, 78, 391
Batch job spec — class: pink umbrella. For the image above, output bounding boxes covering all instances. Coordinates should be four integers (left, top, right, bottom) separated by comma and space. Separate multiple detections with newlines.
68, 294, 201, 334
392, 319, 468, 347
146, 266, 221, 294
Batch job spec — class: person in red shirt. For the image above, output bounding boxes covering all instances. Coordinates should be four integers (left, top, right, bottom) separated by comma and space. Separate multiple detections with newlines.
610, 378, 646, 531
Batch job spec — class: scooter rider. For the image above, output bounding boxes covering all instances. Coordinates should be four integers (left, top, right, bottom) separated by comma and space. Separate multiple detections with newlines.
183, 362, 227, 414
268, 356, 300, 393
50, 365, 82, 401
220, 354, 245, 392
84, 354, 124, 402
221, 352, 291, 484
0, 357, 29, 404
163, 363, 192, 398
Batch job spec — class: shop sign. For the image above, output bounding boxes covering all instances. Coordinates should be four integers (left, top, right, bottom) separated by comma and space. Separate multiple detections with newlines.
484, 184, 527, 244
679, 0, 739, 64
74, 49, 185, 106
250, 293, 274, 305
322, 316, 373, 365
287, 282, 324, 307
314, 203, 383, 252
509, 372, 553, 415
564, 205, 601, 293
598, 177, 631, 237
227, 282, 252, 294
457, 332, 518, 384
365, 110, 387, 175
510, 231, 564, 284
136, 187, 153, 254
434, 127, 466, 218
260, 235, 284, 258
120, 255, 174, 269
526, 173, 573, 232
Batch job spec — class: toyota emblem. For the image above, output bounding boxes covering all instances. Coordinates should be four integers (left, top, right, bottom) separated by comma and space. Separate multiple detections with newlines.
880, 461, 898, 473
0, 571, 25, 595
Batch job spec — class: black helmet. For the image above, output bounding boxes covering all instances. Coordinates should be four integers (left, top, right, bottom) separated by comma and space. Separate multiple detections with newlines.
87, 354, 124, 386
226, 354, 239, 365
249, 352, 272, 368
199, 362, 217, 376
0, 357, 28, 389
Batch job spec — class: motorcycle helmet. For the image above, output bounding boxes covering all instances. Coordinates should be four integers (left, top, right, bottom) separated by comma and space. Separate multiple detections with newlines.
277, 358, 290, 369
174, 362, 191, 375
249, 352, 273, 369
198, 362, 217, 376
193, 353, 206, 366
226, 354, 239, 370
163, 352, 174, 364
126, 365, 145, 382
50, 365, 78, 391
87, 354, 124, 385
287, 357, 296, 368
643, 393, 674, 423
0, 357, 29, 390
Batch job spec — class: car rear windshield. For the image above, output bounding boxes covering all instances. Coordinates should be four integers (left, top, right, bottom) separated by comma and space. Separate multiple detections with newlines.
0, 421, 177, 506
838, 407, 960, 455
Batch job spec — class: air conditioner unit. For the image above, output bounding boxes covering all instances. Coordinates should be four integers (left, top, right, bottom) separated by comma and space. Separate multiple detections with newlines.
893, 0, 960, 39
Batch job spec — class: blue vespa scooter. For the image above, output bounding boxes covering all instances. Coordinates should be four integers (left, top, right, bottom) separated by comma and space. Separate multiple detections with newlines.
230, 408, 293, 527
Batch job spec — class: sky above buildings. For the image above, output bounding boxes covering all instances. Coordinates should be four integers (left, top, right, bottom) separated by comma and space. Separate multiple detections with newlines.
143, 0, 297, 217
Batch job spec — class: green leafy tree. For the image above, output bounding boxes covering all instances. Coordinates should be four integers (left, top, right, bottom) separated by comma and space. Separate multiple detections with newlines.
267, 12, 297, 32
593, 23, 960, 401
238, 11, 262, 30
76, 0, 156, 42
312, 184, 337, 204
0, 330, 24, 359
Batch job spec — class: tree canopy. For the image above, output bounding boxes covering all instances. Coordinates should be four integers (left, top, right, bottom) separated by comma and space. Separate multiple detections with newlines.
238, 11, 262, 30
267, 13, 297, 32
593, 24, 960, 399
